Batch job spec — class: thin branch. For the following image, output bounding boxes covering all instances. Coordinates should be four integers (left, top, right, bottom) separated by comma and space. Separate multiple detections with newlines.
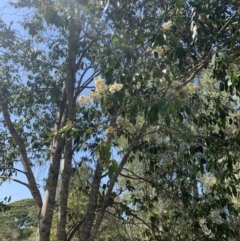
217, 11, 237, 36
66, 217, 86, 241
0, 101, 43, 209
0, 166, 27, 175
87, 121, 149, 241
76, 65, 93, 89
0, 176, 29, 188
176, 49, 213, 90
75, 70, 101, 100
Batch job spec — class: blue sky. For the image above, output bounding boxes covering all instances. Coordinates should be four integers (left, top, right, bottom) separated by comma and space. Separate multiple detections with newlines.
0, 0, 115, 204
0, 1, 41, 203
0, 0, 99, 203
1, 163, 36, 202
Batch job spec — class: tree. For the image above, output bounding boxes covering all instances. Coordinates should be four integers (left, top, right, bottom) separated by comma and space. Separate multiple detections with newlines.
0, 0, 240, 241
0, 199, 36, 241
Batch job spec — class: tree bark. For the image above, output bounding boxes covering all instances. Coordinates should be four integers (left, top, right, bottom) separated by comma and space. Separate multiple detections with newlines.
57, 16, 77, 241
35, 85, 67, 241
87, 122, 149, 241
79, 162, 103, 241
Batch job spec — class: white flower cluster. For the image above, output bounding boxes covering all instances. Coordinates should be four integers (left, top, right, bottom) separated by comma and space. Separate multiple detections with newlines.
89, 91, 102, 102
95, 77, 108, 93
155, 45, 168, 55
109, 83, 123, 94
163, 20, 172, 30
133, 82, 141, 90
78, 77, 123, 105
105, 126, 115, 134
78, 95, 91, 105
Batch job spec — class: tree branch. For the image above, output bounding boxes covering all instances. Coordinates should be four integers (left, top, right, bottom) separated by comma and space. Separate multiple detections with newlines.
0, 166, 27, 175
67, 217, 86, 241
87, 121, 149, 241
0, 176, 29, 188
0, 101, 42, 210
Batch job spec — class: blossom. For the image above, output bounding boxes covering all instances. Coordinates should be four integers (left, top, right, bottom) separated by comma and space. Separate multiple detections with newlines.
94, 77, 108, 93
78, 95, 91, 105
163, 20, 172, 30
89, 91, 101, 102
85, 96, 91, 105
155, 45, 168, 55
136, 82, 141, 89
105, 126, 115, 134
78, 95, 86, 104
109, 83, 123, 93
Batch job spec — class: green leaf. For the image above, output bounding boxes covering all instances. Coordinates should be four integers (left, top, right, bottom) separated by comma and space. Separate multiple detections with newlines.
165, 112, 171, 126
217, 49, 229, 64
101, 97, 106, 113
154, 33, 165, 45
130, 105, 139, 119
231, 185, 237, 198
231, 29, 239, 51
83, 127, 93, 143
105, 150, 111, 161
112, 159, 118, 172
97, 142, 111, 161
130, 96, 143, 108
135, 33, 146, 44
112, 36, 121, 48
108, 160, 118, 179
157, 100, 167, 116
148, 102, 159, 124
211, 53, 216, 66
168, 99, 177, 118
231, 69, 238, 84
177, 112, 183, 123
164, 73, 171, 84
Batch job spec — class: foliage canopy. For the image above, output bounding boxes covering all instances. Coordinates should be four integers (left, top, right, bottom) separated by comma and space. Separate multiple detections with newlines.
0, 0, 240, 240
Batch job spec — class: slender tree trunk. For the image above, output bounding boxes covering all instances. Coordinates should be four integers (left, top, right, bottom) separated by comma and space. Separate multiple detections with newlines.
57, 139, 72, 241
0, 102, 43, 214
36, 139, 65, 241
36, 85, 67, 241
79, 117, 118, 241
57, 16, 77, 241
79, 162, 103, 241
87, 122, 149, 241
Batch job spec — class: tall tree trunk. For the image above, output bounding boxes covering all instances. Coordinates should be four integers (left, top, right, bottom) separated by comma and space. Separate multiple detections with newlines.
57, 139, 73, 241
79, 162, 103, 241
36, 85, 67, 241
79, 117, 118, 241
57, 16, 77, 241
87, 122, 149, 241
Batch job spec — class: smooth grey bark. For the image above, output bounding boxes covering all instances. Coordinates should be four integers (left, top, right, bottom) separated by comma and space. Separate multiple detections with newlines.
36, 138, 65, 241
35, 85, 67, 241
57, 138, 72, 241
56, 15, 78, 241
79, 161, 103, 241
